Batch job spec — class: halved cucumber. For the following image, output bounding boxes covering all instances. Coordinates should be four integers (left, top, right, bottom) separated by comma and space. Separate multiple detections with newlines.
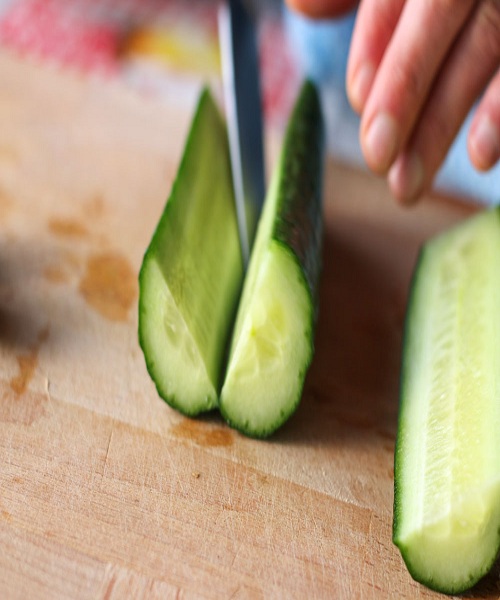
139, 88, 243, 416
394, 207, 500, 594
219, 80, 324, 438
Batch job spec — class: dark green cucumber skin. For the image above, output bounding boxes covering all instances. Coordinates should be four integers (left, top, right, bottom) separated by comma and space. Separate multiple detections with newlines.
393, 207, 500, 594
138, 88, 239, 416
139, 81, 323, 429
393, 247, 425, 552
220, 80, 324, 438
138, 88, 209, 416
273, 80, 324, 318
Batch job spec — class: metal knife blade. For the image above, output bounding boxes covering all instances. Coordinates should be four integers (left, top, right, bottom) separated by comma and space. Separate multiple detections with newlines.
218, 0, 266, 268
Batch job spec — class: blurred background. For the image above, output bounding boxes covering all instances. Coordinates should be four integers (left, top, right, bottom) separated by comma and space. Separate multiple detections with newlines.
0, 0, 498, 204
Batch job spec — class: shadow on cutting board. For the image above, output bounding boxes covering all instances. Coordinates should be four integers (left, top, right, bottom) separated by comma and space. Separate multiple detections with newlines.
276, 222, 410, 448
0, 241, 50, 354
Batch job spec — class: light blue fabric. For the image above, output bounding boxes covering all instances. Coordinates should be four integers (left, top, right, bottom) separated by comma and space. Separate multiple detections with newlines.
285, 7, 500, 205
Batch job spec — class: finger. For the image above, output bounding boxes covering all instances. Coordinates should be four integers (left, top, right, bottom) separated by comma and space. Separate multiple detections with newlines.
468, 69, 500, 171
360, 0, 476, 175
285, 0, 358, 19
346, 0, 405, 114
388, 1, 500, 204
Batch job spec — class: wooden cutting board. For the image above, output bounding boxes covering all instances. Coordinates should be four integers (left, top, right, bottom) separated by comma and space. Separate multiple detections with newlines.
0, 51, 496, 599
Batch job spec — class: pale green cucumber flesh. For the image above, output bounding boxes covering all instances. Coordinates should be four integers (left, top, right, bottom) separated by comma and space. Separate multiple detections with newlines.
219, 80, 323, 437
220, 241, 313, 437
139, 88, 243, 416
394, 207, 500, 594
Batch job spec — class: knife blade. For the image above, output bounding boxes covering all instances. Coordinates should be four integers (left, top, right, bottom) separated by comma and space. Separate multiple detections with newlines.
218, 0, 266, 268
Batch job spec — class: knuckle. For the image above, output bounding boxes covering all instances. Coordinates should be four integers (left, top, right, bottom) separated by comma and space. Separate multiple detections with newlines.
415, 116, 453, 179
391, 60, 425, 100
423, 111, 455, 152
430, 0, 458, 11
477, 0, 500, 60
426, 0, 468, 20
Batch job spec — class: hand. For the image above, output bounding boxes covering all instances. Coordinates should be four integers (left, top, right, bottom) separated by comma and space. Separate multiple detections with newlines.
287, 0, 500, 205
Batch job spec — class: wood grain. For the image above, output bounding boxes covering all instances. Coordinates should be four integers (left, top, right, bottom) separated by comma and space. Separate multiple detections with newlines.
0, 50, 496, 599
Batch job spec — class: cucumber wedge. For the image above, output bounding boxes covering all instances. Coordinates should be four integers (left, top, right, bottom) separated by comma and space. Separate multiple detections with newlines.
394, 207, 500, 594
138, 88, 243, 416
219, 80, 324, 438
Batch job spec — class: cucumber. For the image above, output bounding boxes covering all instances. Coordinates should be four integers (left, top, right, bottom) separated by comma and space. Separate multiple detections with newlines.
138, 88, 243, 416
394, 207, 500, 594
139, 80, 324, 435
219, 80, 324, 438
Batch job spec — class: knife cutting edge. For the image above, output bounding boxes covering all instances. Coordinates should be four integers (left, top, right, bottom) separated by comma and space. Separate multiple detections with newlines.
218, 0, 266, 268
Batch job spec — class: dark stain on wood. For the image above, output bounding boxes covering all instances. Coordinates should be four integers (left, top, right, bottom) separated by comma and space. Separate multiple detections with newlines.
79, 251, 137, 322
171, 418, 234, 448
48, 217, 89, 238
1, 325, 50, 425
9, 352, 38, 395
1, 509, 13, 523
9, 326, 48, 395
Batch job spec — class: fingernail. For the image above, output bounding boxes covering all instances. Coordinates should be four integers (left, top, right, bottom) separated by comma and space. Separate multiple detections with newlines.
471, 115, 500, 169
349, 63, 375, 113
388, 152, 424, 205
363, 112, 399, 173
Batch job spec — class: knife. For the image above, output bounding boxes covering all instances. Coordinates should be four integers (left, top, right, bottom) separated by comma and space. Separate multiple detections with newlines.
218, 0, 266, 268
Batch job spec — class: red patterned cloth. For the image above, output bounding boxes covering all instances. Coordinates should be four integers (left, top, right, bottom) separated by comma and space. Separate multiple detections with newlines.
0, 0, 300, 126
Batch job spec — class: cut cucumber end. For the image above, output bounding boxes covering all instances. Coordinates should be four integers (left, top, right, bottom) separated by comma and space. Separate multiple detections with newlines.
394, 207, 500, 593
139, 80, 323, 433
218, 80, 323, 438
138, 88, 243, 416
394, 482, 500, 594
220, 241, 313, 438
139, 258, 217, 415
